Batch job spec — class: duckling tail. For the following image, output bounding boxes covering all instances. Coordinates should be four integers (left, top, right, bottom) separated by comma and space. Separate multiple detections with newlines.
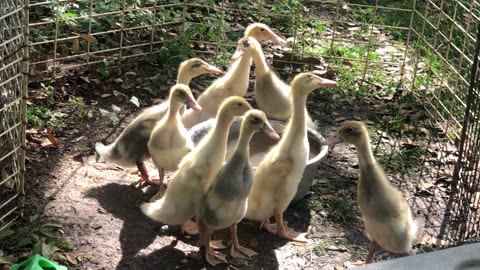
95, 142, 117, 162
140, 199, 171, 223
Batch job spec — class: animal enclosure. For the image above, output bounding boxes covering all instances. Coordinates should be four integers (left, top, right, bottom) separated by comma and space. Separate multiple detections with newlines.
1, 0, 480, 265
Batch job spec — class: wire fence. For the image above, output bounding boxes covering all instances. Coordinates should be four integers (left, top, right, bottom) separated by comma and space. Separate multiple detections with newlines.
0, 0, 28, 232
2, 0, 479, 248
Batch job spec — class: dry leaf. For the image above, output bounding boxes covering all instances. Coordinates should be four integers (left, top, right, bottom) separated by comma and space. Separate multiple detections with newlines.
113, 90, 126, 101
249, 238, 258, 248
72, 38, 79, 54
71, 136, 85, 143
101, 93, 113, 98
45, 126, 58, 146
80, 33, 97, 43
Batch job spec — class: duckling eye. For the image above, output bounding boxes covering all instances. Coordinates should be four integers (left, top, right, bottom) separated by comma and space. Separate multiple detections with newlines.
177, 91, 186, 97
307, 74, 313, 79
243, 40, 250, 47
259, 28, 265, 32
237, 102, 243, 106
191, 62, 202, 69
346, 127, 355, 133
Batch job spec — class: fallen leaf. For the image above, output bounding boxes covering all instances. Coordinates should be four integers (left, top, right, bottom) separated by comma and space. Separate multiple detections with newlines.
71, 136, 85, 143
72, 38, 79, 54
101, 93, 112, 98
249, 238, 258, 248
334, 116, 346, 122
99, 108, 119, 123
80, 33, 97, 43
113, 90, 126, 101
45, 126, 58, 146
130, 96, 140, 107
111, 104, 121, 113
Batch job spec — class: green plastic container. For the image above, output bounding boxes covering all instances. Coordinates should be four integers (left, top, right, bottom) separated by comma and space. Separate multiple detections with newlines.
10, 254, 67, 270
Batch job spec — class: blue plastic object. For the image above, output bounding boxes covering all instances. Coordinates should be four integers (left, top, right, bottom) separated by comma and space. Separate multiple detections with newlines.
10, 254, 67, 270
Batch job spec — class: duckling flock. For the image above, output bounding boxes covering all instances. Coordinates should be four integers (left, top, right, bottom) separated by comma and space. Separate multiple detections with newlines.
95, 23, 424, 266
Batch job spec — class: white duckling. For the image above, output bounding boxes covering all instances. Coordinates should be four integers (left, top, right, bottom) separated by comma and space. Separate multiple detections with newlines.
147, 84, 201, 195
95, 58, 221, 186
141, 97, 252, 235
322, 120, 424, 265
198, 110, 280, 266
245, 72, 337, 242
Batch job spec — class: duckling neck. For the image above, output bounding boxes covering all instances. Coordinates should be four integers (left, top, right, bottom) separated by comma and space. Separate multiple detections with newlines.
354, 139, 377, 168
224, 56, 252, 83
176, 72, 193, 85
235, 128, 254, 157
211, 114, 234, 143
286, 94, 308, 137
166, 101, 182, 121
251, 48, 269, 77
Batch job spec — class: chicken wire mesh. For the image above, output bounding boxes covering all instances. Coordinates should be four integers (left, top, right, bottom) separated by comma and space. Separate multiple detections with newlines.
17, 0, 480, 248
0, 0, 28, 232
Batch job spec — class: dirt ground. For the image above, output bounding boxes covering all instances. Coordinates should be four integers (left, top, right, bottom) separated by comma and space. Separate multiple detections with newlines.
19, 58, 456, 270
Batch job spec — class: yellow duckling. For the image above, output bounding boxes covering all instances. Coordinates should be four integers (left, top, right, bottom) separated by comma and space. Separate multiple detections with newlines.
231, 37, 317, 129
322, 120, 423, 265
141, 97, 252, 235
245, 72, 337, 242
147, 84, 201, 195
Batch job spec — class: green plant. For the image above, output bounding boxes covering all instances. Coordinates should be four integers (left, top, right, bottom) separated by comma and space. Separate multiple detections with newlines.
0, 215, 73, 265
68, 96, 89, 118
27, 105, 66, 128
375, 145, 426, 174
40, 81, 55, 106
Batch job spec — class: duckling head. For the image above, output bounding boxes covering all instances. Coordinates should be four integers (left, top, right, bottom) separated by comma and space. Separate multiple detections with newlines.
322, 121, 369, 147
291, 72, 337, 96
244, 22, 287, 44
231, 36, 262, 61
218, 96, 253, 119
170, 84, 202, 111
243, 110, 280, 140
178, 58, 223, 78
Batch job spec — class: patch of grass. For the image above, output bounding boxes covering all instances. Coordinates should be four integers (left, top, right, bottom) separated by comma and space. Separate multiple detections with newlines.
375, 145, 426, 174
27, 105, 66, 128
68, 96, 89, 118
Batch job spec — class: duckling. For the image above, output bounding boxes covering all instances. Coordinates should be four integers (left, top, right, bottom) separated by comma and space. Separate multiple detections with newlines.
147, 84, 201, 195
322, 120, 423, 264
244, 22, 287, 44
231, 37, 317, 130
181, 42, 255, 129
198, 110, 280, 266
95, 58, 221, 186
245, 72, 337, 242
141, 97, 252, 235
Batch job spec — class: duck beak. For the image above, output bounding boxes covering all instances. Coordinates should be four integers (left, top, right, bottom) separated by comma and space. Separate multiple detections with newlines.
262, 122, 280, 140
186, 96, 202, 112
318, 77, 337, 88
231, 49, 245, 61
206, 65, 223, 74
322, 133, 342, 147
268, 31, 287, 44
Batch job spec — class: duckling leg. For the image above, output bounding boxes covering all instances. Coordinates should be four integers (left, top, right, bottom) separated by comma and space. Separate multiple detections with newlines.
272, 212, 308, 243
365, 240, 377, 264
229, 223, 257, 259
261, 218, 293, 234
197, 219, 228, 266
135, 161, 161, 185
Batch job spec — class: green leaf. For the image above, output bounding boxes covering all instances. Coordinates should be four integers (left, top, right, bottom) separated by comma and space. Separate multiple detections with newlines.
0, 228, 15, 239
39, 227, 58, 239
15, 238, 32, 249
55, 239, 74, 250
41, 221, 63, 229
41, 242, 55, 259
129, 96, 140, 107
29, 214, 40, 223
